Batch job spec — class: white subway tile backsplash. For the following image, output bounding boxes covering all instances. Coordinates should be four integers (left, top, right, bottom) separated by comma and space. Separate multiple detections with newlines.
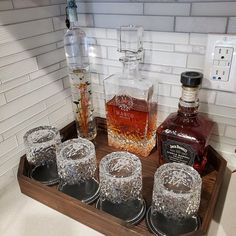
60, 60, 67, 68
158, 96, 179, 108
192, 2, 236, 16
228, 17, 236, 33
48, 100, 73, 124
172, 67, 189, 75
192, 46, 206, 54
189, 33, 207, 46
0, 137, 18, 158
53, 14, 94, 30
1, 102, 64, 140
0, 170, 14, 189
0, 1, 13, 10
0, 152, 23, 176
212, 123, 225, 136
0, 30, 64, 58
0, 102, 45, 134
176, 17, 227, 33
62, 76, 70, 89
30, 64, 60, 80
143, 31, 189, 44
158, 83, 171, 96
5, 68, 67, 102
199, 89, 216, 104
0, 43, 57, 68
94, 15, 174, 32
144, 3, 190, 16
143, 42, 174, 52
12, 0, 51, 9
211, 135, 236, 146
51, 112, 73, 130
96, 39, 117, 47
0, 18, 54, 44
171, 85, 182, 98
187, 54, 205, 69
90, 63, 109, 75
175, 44, 192, 53
0, 93, 6, 106
37, 48, 65, 69
0, 5, 60, 25
200, 103, 236, 120
106, 29, 117, 39
107, 47, 120, 61
208, 113, 236, 127
56, 40, 64, 48
83, 27, 106, 39
144, 50, 187, 67
140, 63, 172, 74
45, 88, 71, 108
0, 58, 38, 83
216, 91, 236, 108
142, 71, 180, 85
89, 45, 107, 59
108, 66, 121, 75
225, 126, 236, 139
0, 80, 63, 122
209, 138, 235, 154
76, 3, 143, 15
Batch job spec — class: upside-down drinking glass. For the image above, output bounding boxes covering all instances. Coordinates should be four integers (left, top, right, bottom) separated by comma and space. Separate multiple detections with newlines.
56, 138, 99, 203
146, 163, 202, 235
98, 151, 146, 224
23, 126, 61, 185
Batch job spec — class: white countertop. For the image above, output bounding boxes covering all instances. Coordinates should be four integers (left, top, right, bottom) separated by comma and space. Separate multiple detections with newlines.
0, 155, 236, 236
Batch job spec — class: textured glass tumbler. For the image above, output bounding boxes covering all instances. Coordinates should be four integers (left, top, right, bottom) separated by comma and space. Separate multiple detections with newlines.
147, 163, 202, 235
56, 138, 99, 203
98, 151, 145, 224
23, 126, 61, 166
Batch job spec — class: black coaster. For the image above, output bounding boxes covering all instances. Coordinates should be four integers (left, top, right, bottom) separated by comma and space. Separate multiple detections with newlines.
146, 207, 201, 236
30, 162, 59, 186
58, 178, 100, 204
96, 198, 146, 225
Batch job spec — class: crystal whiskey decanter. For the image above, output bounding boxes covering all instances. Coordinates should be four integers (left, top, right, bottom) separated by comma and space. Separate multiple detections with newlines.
157, 71, 214, 173
104, 25, 157, 157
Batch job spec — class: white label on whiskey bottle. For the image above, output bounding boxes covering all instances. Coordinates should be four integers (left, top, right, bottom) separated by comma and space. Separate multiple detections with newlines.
162, 140, 196, 166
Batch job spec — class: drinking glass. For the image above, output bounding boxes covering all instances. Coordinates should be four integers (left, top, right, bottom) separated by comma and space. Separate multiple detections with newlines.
98, 151, 145, 224
146, 163, 202, 235
56, 138, 99, 203
23, 126, 61, 185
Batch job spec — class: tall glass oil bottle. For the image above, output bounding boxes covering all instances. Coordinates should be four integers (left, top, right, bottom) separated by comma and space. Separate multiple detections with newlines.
104, 25, 158, 157
64, 0, 96, 140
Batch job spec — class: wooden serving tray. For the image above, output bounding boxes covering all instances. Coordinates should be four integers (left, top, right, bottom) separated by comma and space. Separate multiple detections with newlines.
17, 118, 227, 236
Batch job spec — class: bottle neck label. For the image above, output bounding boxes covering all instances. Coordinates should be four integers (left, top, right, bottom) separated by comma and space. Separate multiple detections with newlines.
67, 0, 78, 23
181, 86, 198, 102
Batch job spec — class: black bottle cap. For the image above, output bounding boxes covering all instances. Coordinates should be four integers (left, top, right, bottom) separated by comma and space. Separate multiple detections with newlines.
181, 71, 203, 87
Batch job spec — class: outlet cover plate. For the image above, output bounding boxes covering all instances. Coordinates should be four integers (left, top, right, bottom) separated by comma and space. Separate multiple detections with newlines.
203, 34, 236, 92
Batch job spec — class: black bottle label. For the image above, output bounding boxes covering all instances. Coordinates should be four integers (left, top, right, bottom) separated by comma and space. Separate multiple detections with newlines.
162, 140, 196, 166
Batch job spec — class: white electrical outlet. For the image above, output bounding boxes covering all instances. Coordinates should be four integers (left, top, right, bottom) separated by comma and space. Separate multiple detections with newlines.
203, 34, 236, 92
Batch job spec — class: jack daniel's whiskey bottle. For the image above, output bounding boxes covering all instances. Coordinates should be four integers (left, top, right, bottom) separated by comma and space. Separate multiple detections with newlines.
157, 71, 214, 173
104, 26, 157, 157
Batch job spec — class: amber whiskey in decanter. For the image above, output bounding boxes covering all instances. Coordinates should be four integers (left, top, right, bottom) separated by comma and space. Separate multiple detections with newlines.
104, 25, 157, 157
157, 71, 214, 173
